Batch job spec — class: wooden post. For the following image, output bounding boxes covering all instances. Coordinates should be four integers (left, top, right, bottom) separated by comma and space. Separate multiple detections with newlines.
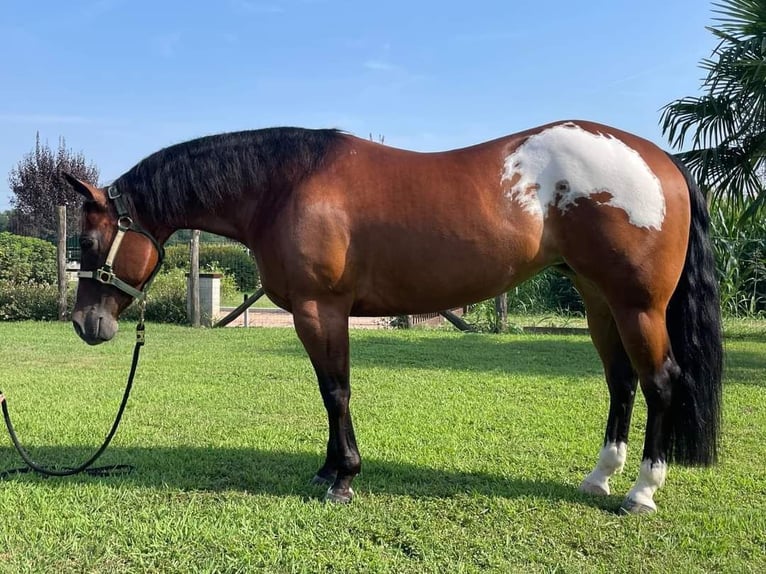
440, 310, 476, 332
494, 294, 508, 333
189, 230, 200, 327
56, 206, 67, 321
214, 287, 265, 328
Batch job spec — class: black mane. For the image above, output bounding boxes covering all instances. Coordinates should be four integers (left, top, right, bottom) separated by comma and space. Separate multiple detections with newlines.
114, 127, 343, 226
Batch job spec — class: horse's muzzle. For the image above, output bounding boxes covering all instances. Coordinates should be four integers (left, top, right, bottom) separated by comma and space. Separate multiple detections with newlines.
72, 308, 119, 345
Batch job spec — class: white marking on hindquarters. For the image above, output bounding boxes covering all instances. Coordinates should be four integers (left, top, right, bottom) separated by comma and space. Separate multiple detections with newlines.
581, 441, 627, 495
501, 123, 665, 230
625, 458, 667, 511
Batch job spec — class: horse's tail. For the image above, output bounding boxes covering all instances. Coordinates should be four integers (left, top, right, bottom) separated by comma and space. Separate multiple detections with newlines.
665, 153, 723, 466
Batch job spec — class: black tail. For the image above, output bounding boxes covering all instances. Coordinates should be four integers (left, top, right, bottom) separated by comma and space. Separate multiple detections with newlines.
665, 153, 723, 466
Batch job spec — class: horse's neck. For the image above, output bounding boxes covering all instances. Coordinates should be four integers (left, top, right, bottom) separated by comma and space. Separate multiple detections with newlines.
135, 170, 287, 246
146, 197, 258, 246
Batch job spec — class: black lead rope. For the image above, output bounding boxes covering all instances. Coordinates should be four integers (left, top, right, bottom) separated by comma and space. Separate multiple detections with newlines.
0, 322, 145, 479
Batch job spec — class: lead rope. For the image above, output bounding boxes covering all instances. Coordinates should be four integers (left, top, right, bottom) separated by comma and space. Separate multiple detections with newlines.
0, 306, 146, 479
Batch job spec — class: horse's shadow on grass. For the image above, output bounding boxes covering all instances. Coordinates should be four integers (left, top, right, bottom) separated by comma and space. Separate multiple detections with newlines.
0, 445, 620, 512
723, 348, 766, 387
273, 334, 604, 378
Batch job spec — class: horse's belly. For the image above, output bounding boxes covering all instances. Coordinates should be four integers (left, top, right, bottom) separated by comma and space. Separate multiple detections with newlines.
350, 242, 545, 316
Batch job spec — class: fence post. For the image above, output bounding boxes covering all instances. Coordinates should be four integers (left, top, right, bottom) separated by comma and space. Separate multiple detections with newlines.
494, 294, 507, 333
189, 230, 200, 327
56, 205, 67, 321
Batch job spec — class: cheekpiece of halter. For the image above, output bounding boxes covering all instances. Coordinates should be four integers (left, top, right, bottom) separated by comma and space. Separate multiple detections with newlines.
77, 185, 164, 301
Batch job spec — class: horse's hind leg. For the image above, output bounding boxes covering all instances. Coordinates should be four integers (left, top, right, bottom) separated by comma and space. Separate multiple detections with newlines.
576, 281, 638, 497
611, 305, 681, 514
292, 298, 361, 503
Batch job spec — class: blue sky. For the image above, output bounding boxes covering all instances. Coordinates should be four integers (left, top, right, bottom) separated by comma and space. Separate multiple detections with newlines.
1, 1, 717, 210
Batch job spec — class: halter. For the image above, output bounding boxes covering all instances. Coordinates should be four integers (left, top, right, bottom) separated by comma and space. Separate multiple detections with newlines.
77, 185, 165, 301
0, 185, 162, 479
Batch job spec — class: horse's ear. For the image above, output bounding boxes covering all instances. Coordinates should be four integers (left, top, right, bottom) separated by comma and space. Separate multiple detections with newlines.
62, 172, 105, 205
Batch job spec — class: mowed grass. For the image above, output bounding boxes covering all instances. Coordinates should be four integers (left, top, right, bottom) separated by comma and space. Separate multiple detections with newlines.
220, 291, 279, 309
0, 321, 764, 573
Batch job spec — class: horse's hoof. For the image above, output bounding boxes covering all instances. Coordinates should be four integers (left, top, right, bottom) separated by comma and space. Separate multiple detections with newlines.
324, 486, 354, 504
310, 473, 334, 486
579, 480, 609, 496
619, 497, 656, 515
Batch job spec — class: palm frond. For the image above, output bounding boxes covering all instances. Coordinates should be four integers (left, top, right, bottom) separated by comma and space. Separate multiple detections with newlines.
661, 0, 766, 217
660, 95, 740, 149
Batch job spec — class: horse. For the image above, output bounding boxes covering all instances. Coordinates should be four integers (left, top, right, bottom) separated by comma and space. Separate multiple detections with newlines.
63, 120, 723, 513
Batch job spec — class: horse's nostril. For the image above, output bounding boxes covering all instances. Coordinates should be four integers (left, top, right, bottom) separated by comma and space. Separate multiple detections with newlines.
73, 320, 84, 339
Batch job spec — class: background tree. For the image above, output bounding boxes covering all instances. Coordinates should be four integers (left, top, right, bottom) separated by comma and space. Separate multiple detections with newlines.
0, 210, 11, 233
660, 0, 766, 218
8, 133, 99, 239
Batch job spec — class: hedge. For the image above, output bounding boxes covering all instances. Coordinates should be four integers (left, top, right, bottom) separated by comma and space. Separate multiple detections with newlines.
163, 243, 259, 292
122, 268, 239, 324
0, 232, 57, 285
0, 280, 72, 321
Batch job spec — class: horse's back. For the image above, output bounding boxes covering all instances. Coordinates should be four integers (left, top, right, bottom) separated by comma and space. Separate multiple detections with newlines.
291, 133, 549, 313
260, 121, 691, 315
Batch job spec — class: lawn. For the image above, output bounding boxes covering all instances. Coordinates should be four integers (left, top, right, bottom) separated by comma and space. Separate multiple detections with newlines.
221, 290, 279, 309
0, 320, 763, 572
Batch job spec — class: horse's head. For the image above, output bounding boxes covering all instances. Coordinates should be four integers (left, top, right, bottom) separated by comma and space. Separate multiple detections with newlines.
64, 173, 164, 345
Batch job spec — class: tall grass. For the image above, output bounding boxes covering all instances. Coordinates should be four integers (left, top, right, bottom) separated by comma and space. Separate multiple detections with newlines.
710, 200, 766, 316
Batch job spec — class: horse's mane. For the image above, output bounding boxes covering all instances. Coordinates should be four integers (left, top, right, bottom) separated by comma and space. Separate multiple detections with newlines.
113, 127, 343, 225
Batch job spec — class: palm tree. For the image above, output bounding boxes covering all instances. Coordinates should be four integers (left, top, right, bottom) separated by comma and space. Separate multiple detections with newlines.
660, 0, 766, 218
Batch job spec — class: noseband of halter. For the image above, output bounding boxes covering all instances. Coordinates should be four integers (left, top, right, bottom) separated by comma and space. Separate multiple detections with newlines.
77, 185, 165, 301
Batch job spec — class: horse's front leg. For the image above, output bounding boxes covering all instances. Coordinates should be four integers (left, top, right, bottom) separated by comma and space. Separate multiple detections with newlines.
292, 298, 360, 503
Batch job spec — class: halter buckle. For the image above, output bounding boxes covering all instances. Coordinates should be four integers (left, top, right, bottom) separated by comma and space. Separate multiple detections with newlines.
97, 269, 115, 284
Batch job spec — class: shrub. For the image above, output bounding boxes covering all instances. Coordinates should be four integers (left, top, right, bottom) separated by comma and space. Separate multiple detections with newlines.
0, 232, 57, 284
162, 244, 189, 271
121, 267, 240, 325
122, 268, 188, 324
202, 265, 240, 304
459, 269, 585, 333
0, 280, 73, 321
507, 269, 584, 315
162, 243, 259, 292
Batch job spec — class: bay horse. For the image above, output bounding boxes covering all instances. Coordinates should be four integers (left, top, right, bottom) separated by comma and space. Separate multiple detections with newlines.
64, 120, 722, 513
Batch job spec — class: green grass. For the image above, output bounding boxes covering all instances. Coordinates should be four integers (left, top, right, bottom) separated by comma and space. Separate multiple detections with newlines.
221, 291, 279, 309
0, 321, 764, 572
